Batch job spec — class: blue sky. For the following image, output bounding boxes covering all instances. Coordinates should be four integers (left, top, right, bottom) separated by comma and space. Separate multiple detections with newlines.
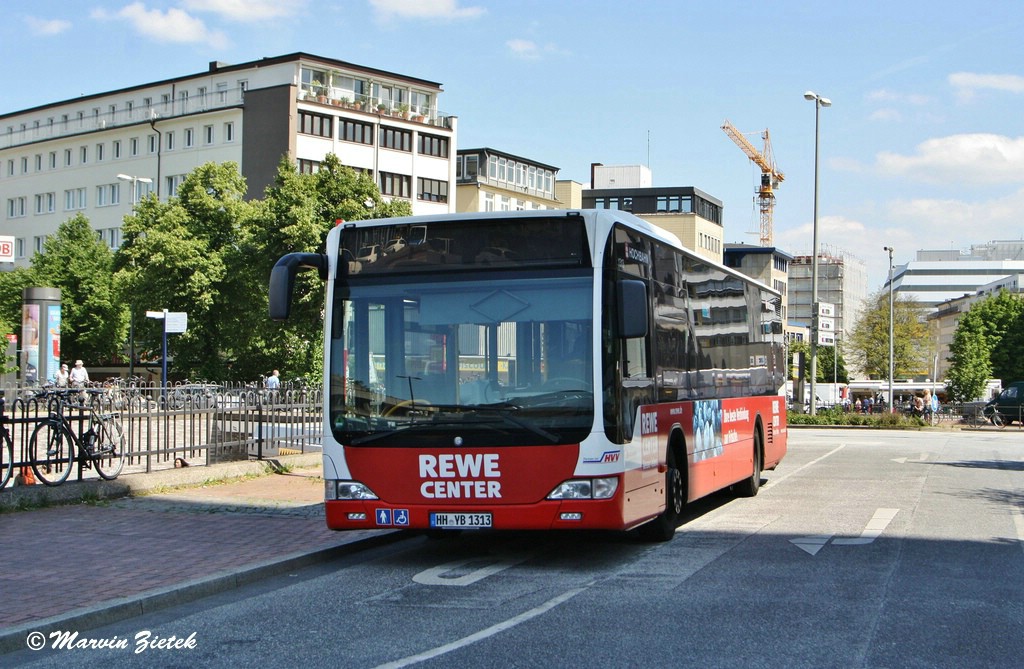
4, 0, 1024, 291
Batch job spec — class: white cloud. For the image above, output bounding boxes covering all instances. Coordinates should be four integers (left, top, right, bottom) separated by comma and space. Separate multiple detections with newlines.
25, 16, 71, 35
950, 72, 1024, 102
505, 38, 569, 61
868, 108, 902, 123
876, 134, 1024, 185
181, 0, 304, 22
507, 39, 541, 60
92, 3, 228, 49
369, 0, 485, 21
866, 89, 931, 106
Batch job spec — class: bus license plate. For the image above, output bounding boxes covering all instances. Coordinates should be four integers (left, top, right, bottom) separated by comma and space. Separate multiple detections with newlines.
430, 512, 492, 529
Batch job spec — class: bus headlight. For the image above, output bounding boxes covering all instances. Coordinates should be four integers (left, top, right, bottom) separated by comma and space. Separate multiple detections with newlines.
547, 477, 618, 500
326, 480, 379, 500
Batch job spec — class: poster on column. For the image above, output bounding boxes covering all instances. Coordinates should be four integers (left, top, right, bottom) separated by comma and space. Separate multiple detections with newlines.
21, 304, 39, 385
46, 305, 61, 383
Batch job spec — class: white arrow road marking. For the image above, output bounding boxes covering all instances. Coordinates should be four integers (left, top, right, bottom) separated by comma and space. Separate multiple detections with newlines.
833, 508, 899, 545
412, 552, 536, 586
891, 453, 929, 464
789, 534, 833, 556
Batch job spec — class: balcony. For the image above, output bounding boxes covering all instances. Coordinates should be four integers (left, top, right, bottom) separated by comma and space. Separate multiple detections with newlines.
296, 88, 454, 131
1, 87, 246, 150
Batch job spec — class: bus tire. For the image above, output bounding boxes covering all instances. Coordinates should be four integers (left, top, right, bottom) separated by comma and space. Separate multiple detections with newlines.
638, 439, 685, 542
736, 427, 762, 497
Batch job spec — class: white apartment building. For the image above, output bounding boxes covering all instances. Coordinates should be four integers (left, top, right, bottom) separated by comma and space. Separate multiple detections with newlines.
455, 148, 562, 212
0, 52, 457, 266
888, 241, 1024, 310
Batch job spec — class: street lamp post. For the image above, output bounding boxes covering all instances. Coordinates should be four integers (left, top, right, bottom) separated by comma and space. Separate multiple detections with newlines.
116, 174, 153, 378
883, 246, 895, 413
804, 91, 831, 415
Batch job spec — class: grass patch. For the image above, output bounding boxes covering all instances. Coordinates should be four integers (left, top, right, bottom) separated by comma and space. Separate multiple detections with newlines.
788, 407, 927, 428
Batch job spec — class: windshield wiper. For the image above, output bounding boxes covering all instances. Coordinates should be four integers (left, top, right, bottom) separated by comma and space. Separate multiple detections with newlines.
461, 405, 560, 443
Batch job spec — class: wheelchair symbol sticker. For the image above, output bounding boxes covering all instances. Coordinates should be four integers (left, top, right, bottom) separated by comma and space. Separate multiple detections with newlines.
394, 509, 410, 526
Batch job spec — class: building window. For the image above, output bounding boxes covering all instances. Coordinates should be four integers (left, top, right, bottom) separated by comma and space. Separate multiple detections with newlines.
7, 197, 27, 218
379, 127, 411, 152
148, 134, 158, 154
203, 125, 214, 145
184, 127, 194, 148
417, 177, 448, 203
112, 140, 121, 159
378, 172, 411, 198
34, 236, 47, 254
418, 133, 449, 158
166, 174, 187, 197
64, 188, 86, 211
297, 159, 321, 174
96, 143, 104, 162
96, 184, 120, 207
21, 157, 28, 174
224, 121, 234, 142
64, 149, 72, 167
130, 137, 139, 157
15, 238, 24, 259
339, 119, 372, 144
48, 152, 56, 169
298, 111, 332, 138
34, 154, 42, 172
165, 131, 175, 151
34, 193, 55, 214
483, 192, 494, 211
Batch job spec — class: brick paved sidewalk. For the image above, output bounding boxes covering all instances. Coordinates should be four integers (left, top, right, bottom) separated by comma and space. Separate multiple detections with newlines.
0, 462, 397, 654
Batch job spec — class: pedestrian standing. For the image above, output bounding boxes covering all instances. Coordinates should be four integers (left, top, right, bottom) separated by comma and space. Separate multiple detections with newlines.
69, 360, 89, 388
55, 363, 70, 388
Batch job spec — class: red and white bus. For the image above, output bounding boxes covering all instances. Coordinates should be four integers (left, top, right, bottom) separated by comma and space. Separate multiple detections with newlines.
270, 209, 787, 541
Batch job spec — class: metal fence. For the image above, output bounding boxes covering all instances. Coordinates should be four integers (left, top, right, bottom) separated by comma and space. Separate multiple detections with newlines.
3, 381, 323, 485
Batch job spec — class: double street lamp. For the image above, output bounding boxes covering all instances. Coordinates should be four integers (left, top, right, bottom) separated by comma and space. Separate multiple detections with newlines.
117, 173, 153, 206
883, 246, 895, 413
804, 91, 831, 415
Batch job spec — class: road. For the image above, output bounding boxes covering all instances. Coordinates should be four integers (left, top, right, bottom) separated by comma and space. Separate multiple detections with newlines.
8, 428, 1024, 668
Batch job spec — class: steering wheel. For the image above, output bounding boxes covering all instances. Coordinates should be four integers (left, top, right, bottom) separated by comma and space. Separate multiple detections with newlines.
383, 399, 434, 417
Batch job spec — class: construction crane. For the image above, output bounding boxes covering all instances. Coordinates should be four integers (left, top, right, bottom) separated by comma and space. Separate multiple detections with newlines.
722, 119, 784, 247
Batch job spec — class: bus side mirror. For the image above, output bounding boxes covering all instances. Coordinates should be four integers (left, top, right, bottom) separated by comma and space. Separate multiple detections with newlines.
618, 279, 648, 339
269, 253, 328, 321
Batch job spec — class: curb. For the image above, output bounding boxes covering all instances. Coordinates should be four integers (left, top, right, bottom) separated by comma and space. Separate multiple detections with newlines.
0, 452, 322, 512
0, 529, 406, 656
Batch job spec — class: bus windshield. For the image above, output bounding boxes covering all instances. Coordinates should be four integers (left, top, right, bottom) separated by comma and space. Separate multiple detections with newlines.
331, 268, 598, 446
330, 269, 595, 447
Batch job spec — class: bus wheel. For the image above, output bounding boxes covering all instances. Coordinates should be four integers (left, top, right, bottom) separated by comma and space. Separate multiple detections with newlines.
736, 429, 762, 497
638, 446, 684, 542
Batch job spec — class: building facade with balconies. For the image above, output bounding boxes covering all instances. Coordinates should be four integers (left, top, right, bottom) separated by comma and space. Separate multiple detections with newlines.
0, 52, 457, 266
454, 148, 562, 211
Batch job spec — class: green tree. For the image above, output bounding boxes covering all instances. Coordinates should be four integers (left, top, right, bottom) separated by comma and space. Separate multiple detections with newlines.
114, 163, 252, 379
847, 290, 929, 380
946, 325, 991, 401
787, 339, 848, 383
32, 214, 127, 365
945, 290, 1024, 396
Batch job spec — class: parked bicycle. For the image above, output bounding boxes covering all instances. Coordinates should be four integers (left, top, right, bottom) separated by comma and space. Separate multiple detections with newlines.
29, 389, 126, 485
0, 398, 13, 490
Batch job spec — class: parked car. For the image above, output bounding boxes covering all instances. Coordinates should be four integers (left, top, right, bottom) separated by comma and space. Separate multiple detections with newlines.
983, 382, 1024, 426
384, 237, 406, 254
357, 244, 382, 264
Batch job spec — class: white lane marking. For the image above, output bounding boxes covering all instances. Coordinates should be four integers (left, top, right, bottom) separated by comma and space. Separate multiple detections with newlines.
412, 553, 536, 586
762, 444, 845, 489
790, 534, 833, 556
891, 453, 929, 464
1013, 508, 1024, 557
372, 586, 589, 669
833, 508, 900, 546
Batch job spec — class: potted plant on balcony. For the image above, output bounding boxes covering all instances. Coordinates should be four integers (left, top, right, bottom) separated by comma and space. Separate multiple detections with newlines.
312, 80, 328, 103
376, 102, 389, 115
396, 103, 409, 119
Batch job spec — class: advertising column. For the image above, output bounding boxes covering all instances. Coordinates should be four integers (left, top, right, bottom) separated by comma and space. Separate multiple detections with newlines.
22, 287, 61, 387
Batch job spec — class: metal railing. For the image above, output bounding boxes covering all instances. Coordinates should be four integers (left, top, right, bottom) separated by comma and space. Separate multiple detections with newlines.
2, 381, 323, 487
